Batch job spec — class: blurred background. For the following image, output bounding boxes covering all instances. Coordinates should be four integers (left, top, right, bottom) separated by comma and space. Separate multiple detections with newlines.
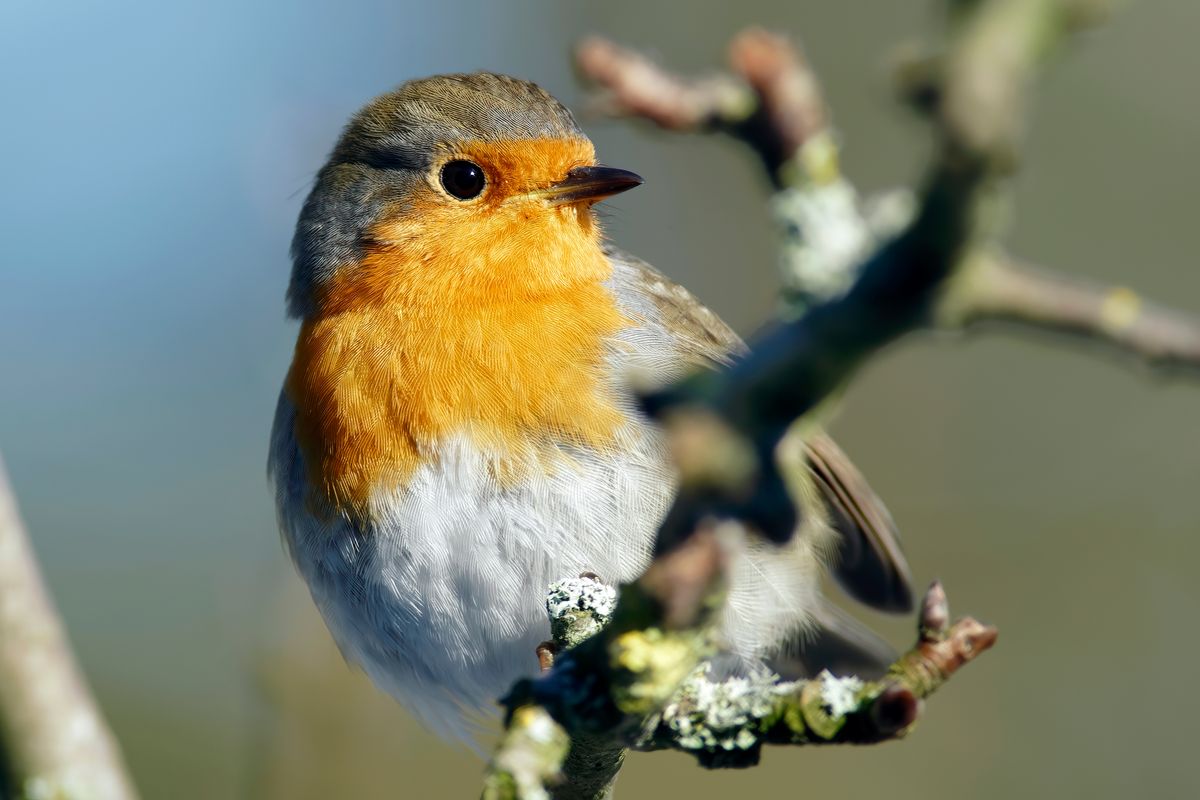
2, 0, 1198, 797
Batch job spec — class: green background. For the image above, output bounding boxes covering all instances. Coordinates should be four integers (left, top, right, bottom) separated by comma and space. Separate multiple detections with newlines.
2, 1, 1198, 797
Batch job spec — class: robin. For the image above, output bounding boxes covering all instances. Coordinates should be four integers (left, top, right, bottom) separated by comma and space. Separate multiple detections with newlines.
269, 72, 912, 743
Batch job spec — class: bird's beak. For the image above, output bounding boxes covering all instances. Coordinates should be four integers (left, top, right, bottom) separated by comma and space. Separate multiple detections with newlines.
541, 166, 643, 206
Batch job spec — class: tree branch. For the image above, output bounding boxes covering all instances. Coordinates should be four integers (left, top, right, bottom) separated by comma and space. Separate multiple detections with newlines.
941, 252, 1200, 375
486, 571, 994, 797
485, 529, 730, 800
635, 581, 995, 764
576, 13, 1200, 371
0, 455, 139, 800
578, 29, 868, 311
576, 29, 831, 185
479, 0, 1196, 797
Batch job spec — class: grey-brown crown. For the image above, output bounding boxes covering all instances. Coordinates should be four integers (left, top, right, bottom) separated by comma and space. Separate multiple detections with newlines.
287, 73, 586, 318
331, 73, 584, 170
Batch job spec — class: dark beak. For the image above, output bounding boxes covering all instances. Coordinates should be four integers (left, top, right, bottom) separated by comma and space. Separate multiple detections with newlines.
542, 165, 643, 206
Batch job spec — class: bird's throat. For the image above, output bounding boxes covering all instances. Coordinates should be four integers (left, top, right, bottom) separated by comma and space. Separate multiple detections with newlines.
285, 242, 628, 513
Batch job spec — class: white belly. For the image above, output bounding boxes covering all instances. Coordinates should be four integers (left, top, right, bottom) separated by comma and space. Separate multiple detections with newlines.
269, 394, 825, 743
269, 394, 671, 740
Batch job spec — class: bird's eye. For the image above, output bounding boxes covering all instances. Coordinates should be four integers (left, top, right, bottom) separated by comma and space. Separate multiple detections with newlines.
440, 160, 486, 200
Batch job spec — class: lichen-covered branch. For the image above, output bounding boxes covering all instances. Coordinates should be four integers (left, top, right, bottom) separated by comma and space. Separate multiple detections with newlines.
485, 529, 730, 800
545, 578, 994, 766
485, 570, 994, 798
482, 706, 571, 800
578, 30, 871, 311
635, 582, 996, 766
640, 0, 1073, 548
0, 456, 140, 800
576, 9, 1200, 371
483, 1, 1164, 797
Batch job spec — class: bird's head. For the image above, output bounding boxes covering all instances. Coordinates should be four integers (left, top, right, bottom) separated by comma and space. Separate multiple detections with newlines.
288, 73, 642, 318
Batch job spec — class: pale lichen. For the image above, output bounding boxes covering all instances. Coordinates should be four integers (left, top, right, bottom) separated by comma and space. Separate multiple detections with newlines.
647, 666, 793, 753
545, 576, 617, 648
483, 706, 570, 800
771, 176, 872, 311
610, 629, 708, 718
641, 667, 874, 753
817, 670, 865, 718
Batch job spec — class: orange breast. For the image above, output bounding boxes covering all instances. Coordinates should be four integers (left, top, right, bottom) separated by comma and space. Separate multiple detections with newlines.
285, 191, 628, 512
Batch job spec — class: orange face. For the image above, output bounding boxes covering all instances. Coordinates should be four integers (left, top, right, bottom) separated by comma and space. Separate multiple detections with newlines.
322, 137, 610, 309
286, 137, 634, 512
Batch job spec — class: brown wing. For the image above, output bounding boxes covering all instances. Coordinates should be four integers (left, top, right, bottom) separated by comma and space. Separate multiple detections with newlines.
610, 247, 914, 617
805, 433, 913, 612
607, 246, 749, 370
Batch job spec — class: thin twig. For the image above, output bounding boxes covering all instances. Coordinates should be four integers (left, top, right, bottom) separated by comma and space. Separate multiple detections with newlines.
575, 37, 752, 133
576, 29, 834, 185
942, 252, 1200, 375
635, 582, 996, 763
0, 456, 139, 800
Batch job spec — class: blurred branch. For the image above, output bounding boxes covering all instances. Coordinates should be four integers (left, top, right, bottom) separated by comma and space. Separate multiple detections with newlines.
941, 252, 1200, 375
577, 29, 828, 185
477, 0, 1200, 796
0, 455, 139, 800
483, 0, 1081, 795
640, 0, 1084, 548
579, 29, 870, 310
577, 9, 1200, 369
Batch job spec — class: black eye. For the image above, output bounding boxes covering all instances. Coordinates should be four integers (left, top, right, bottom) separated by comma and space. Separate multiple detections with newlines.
440, 160, 486, 200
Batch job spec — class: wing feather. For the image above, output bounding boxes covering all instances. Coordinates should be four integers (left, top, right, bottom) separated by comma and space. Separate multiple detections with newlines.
804, 433, 913, 612
607, 246, 914, 619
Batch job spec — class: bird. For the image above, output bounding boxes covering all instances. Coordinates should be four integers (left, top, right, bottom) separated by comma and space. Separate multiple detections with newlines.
269, 72, 912, 744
